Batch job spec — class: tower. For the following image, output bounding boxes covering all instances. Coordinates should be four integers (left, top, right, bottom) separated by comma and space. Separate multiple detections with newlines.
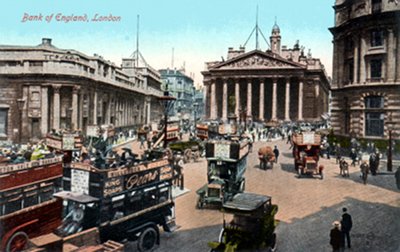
270, 21, 281, 55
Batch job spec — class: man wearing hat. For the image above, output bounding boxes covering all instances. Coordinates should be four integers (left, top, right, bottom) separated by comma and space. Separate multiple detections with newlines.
341, 207, 353, 249
330, 221, 344, 252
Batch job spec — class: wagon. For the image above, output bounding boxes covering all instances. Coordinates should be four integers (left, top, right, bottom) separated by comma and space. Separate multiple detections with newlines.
168, 140, 204, 163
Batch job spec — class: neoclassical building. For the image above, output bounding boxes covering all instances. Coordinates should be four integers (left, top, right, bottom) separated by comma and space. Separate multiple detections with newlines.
0, 38, 163, 143
202, 24, 330, 123
329, 0, 400, 139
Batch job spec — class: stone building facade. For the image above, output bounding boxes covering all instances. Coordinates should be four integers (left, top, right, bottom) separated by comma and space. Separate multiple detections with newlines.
329, 0, 400, 139
202, 24, 330, 123
159, 68, 195, 118
0, 38, 163, 143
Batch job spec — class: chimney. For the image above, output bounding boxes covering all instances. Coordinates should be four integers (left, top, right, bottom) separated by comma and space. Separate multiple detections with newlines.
42, 38, 52, 46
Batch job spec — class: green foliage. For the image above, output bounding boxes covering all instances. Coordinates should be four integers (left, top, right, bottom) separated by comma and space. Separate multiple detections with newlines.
327, 130, 400, 154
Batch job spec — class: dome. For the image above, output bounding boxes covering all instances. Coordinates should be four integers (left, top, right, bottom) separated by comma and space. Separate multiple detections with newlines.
272, 23, 280, 34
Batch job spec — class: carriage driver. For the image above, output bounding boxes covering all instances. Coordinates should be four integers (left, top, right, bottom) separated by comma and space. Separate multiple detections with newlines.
62, 202, 85, 235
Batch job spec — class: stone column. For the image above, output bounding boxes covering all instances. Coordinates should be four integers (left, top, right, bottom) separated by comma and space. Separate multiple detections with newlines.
79, 92, 84, 129
93, 90, 98, 125
285, 78, 290, 121
359, 35, 366, 84
147, 98, 151, 125
235, 79, 240, 118
259, 78, 264, 121
41, 86, 48, 136
246, 79, 252, 117
52, 85, 61, 130
397, 29, 400, 82
271, 78, 278, 120
298, 80, 303, 121
222, 79, 228, 121
210, 80, 217, 119
71, 86, 79, 130
353, 37, 359, 84
203, 83, 209, 118
387, 29, 395, 82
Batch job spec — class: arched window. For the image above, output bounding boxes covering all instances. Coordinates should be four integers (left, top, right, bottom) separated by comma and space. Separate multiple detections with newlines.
365, 96, 384, 136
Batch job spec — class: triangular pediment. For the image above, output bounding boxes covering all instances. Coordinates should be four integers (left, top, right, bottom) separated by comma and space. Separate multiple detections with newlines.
211, 50, 304, 70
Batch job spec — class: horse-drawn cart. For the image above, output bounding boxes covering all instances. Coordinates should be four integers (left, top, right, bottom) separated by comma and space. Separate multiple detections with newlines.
258, 146, 275, 170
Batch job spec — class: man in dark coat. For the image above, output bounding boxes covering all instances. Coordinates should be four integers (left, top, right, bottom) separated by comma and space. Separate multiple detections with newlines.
341, 207, 353, 248
273, 146, 280, 163
330, 221, 343, 252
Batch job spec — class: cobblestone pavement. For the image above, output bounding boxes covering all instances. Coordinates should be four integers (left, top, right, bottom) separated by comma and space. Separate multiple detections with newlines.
124, 139, 400, 252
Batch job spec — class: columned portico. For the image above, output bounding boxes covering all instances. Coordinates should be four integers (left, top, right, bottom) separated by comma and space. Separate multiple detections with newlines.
203, 48, 330, 123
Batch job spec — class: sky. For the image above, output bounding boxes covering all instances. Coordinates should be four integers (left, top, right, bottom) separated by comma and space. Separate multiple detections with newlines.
0, 0, 335, 86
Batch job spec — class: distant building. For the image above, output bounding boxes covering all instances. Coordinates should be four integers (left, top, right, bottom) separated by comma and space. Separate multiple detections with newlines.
193, 86, 205, 121
329, 0, 400, 139
159, 68, 195, 120
0, 38, 163, 143
202, 23, 330, 123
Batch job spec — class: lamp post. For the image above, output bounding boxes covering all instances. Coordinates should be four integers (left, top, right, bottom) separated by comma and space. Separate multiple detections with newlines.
386, 113, 395, 172
159, 86, 176, 148
16, 98, 25, 143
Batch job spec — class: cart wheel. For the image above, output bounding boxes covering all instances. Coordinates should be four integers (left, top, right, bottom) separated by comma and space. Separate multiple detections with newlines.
239, 180, 245, 192
269, 233, 277, 252
259, 161, 263, 170
320, 171, 324, 180
6, 231, 29, 252
137, 226, 159, 252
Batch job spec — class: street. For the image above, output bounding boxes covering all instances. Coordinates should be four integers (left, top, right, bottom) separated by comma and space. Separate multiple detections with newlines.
124, 138, 400, 252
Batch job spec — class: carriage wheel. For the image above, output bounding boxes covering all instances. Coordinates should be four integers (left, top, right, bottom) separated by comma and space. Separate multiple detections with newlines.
297, 168, 302, 178
6, 231, 29, 252
137, 226, 159, 252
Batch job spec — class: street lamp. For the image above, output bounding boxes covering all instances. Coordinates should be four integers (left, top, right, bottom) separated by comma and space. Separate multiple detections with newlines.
159, 87, 176, 148
17, 98, 26, 143
386, 113, 396, 172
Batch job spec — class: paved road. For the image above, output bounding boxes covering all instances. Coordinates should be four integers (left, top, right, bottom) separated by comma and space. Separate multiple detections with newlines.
125, 139, 400, 252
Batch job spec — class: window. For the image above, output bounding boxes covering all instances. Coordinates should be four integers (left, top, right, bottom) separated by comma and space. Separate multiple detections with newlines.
0, 108, 8, 136
346, 60, 354, 84
365, 96, 384, 137
371, 30, 383, 47
370, 59, 382, 79
372, 0, 382, 13
365, 96, 384, 108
